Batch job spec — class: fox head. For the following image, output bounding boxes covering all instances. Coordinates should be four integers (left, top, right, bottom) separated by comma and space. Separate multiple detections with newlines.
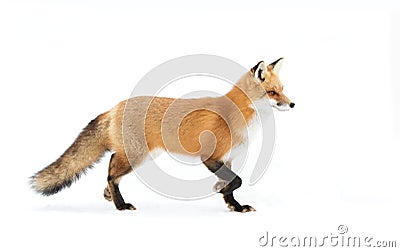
244, 58, 295, 111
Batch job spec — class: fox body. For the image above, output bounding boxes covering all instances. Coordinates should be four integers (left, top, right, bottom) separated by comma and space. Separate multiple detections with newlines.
31, 58, 294, 212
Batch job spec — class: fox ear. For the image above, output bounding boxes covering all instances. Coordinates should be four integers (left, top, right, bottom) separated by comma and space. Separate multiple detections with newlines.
268, 58, 284, 74
251, 61, 265, 82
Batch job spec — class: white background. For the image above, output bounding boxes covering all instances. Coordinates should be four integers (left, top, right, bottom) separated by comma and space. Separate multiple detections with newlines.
0, 0, 399, 251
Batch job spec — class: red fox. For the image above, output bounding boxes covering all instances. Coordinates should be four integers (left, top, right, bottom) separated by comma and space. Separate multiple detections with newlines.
30, 58, 294, 213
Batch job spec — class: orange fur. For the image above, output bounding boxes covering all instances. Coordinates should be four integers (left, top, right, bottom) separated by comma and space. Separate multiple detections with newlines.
30, 58, 294, 212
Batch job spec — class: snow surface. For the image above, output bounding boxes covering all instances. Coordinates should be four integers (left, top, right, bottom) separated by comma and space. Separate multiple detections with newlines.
0, 1, 399, 252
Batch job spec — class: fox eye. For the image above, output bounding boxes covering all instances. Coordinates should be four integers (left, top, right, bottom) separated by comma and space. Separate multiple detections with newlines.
267, 90, 277, 95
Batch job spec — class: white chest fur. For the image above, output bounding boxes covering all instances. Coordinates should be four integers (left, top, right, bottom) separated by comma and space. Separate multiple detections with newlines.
223, 98, 273, 164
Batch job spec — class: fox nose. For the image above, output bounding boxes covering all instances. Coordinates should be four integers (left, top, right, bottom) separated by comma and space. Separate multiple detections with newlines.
289, 102, 295, 108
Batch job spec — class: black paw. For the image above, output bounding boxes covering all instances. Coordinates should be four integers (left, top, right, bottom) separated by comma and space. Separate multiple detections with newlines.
241, 205, 256, 213
228, 204, 255, 213
116, 203, 136, 211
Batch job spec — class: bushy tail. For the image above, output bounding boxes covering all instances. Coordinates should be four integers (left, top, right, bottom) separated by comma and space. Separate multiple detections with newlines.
30, 112, 111, 195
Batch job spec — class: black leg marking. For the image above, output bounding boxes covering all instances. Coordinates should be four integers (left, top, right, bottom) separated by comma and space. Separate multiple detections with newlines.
203, 159, 242, 195
213, 161, 231, 192
107, 177, 136, 210
203, 159, 255, 213
223, 194, 255, 212
106, 154, 135, 211
223, 193, 243, 211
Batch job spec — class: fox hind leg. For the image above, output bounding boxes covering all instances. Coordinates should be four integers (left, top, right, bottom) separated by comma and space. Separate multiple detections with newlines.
203, 159, 255, 213
106, 153, 135, 210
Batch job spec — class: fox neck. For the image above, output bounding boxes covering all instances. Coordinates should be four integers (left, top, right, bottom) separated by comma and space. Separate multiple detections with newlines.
225, 85, 256, 125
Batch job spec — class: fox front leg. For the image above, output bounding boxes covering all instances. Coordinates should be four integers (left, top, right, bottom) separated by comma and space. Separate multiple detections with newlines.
203, 159, 255, 213
213, 160, 231, 192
